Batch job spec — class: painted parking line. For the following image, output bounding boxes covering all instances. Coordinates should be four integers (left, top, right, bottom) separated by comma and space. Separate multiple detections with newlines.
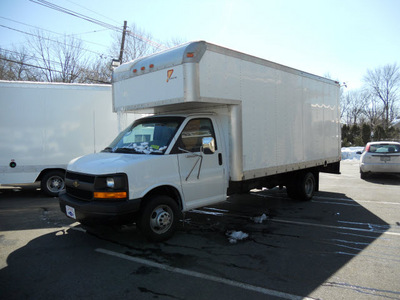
271, 219, 400, 237
96, 248, 316, 300
251, 191, 400, 206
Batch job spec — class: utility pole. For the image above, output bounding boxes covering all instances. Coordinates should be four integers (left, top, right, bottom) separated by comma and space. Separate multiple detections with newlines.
119, 21, 127, 64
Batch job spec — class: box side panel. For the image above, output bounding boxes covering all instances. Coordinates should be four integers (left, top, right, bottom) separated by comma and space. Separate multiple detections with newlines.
239, 59, 279, 173
302, 78, 341, 162
198, 51, 242, 102
323, 83, 341, 159
303, 78, 325, 161
239, 60, 309, 174
197, 50, 340, 179
0, 83, 125, 184
275, 70, 305, 167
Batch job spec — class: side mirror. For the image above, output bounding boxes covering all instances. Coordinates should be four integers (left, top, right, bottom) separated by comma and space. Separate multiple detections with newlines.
202, 137, 215, 154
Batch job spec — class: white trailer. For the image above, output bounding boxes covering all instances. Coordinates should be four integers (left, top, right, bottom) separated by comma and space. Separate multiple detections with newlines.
59, 41, 341, 241
0, 81, 130, 196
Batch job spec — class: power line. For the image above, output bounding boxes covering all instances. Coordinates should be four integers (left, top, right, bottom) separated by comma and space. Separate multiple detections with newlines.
0, 16, 60, 35
1, 47, 64, 67
29, 0, 124, 32
0, 15, 110, 50
63, 0, 121, 26
0, 56, 111, 84
29, 0, 167, 50
0, 24, 112, 59
1, 56, 63, 73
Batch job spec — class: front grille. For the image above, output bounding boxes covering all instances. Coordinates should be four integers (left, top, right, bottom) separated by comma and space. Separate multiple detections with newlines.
66, 186, 93, 200
66, 171, 95, 183
65, 171, 95, 201
64, 171, 128, 201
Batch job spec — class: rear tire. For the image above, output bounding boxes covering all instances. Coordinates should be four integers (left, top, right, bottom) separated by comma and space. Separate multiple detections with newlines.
360, 171, 368, 179
41, 170, 65, 197
138, 195, 180, 242
286, 172, 316, 201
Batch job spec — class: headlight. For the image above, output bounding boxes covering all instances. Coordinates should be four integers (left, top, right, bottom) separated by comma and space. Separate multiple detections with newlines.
94, 174, 128, 200
95, 174, 127, 189
106, 177, 115, 188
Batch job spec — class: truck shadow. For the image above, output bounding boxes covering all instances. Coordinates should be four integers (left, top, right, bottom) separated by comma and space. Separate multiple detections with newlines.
1, 188, 390, 299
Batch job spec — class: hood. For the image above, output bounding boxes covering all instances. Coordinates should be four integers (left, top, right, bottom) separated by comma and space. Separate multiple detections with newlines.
67, 152, 158, 174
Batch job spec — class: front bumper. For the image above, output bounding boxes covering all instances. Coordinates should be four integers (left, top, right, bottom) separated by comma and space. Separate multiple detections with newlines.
59, 191, 141, 224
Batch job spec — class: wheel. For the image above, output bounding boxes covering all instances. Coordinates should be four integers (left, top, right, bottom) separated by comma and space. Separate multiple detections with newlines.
41, 170, 65, 197
138, 195, 180, 242
360, 171, 368, 179
286, 172, 315, 201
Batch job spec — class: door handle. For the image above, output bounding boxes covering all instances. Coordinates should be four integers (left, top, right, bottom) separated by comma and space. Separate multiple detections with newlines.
218, 153, 223, 165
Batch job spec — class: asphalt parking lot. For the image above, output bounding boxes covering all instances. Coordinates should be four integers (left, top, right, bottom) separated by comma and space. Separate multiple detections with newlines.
1, 161, 400, 300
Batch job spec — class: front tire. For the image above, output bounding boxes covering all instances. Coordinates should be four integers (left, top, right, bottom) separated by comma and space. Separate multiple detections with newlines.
138, 195, 180, 242
41, 170, 65, 197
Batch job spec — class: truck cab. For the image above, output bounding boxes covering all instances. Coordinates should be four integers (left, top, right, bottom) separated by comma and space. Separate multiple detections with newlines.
59, 113, 228, 241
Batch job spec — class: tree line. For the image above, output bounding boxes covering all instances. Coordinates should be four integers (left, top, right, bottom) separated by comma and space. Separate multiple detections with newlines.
341, 63, 400, 146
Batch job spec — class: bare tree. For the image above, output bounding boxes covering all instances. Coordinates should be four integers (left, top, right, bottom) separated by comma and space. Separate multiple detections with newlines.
110, 22, 185, 64
0, 47, 39, 81
341, 89, 369, 125
83, 56, 112, 84
163, 37, 186, 49
110, 23, 159, 64
361, 88, 384, 128
55, 35, 89, 83
28, 30, 89, 83
363, 63, 400, 129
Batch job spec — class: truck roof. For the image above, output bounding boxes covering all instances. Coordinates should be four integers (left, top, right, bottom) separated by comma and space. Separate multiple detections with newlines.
112, 41, 339, 114
113, 41, 337, 85
0, 80, 110, 90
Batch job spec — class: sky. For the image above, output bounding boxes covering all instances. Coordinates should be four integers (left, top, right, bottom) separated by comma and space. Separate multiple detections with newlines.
1, 0, 400, 90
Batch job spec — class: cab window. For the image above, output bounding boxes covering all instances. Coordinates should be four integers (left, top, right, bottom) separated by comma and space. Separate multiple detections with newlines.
172, 118, 217, 153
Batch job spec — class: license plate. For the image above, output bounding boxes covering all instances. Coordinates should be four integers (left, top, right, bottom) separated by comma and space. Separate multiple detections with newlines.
66, 205, 76, 219
380, 156, 391, 162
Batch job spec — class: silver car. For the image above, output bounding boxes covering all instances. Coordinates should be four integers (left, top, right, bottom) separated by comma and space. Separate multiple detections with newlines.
359, 141, 400, 179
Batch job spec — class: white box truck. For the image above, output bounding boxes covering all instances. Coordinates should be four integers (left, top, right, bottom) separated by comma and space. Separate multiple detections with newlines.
0, 81, 131, 196
59, 41, 341, 241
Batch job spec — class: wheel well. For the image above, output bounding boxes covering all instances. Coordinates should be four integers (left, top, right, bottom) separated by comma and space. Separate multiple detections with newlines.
143, 186, 182, 210
36, 168, 66, 182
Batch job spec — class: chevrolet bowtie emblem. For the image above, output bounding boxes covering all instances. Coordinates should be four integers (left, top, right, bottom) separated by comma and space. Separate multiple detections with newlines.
72, 180, 80, 188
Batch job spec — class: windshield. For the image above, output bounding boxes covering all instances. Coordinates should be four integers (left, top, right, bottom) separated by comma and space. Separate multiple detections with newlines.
105, 116, 184, 154
367, 143, 400, 153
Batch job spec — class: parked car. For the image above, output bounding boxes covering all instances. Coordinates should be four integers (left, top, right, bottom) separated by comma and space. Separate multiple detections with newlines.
359, 141, 400, 179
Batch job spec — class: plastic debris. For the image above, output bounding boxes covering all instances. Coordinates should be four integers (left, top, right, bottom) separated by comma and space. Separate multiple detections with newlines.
251, 213, 268, 224
226, 230, 249, 244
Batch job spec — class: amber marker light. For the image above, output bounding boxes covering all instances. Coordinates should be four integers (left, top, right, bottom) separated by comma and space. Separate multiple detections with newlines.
186, 52, 194, 58
94, 192, 127, 199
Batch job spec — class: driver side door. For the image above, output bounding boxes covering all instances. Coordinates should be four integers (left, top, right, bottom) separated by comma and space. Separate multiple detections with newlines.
172, 117, 226, 210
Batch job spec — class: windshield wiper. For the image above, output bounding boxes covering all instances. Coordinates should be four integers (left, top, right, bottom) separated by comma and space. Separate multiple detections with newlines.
113, 147, 142, 154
